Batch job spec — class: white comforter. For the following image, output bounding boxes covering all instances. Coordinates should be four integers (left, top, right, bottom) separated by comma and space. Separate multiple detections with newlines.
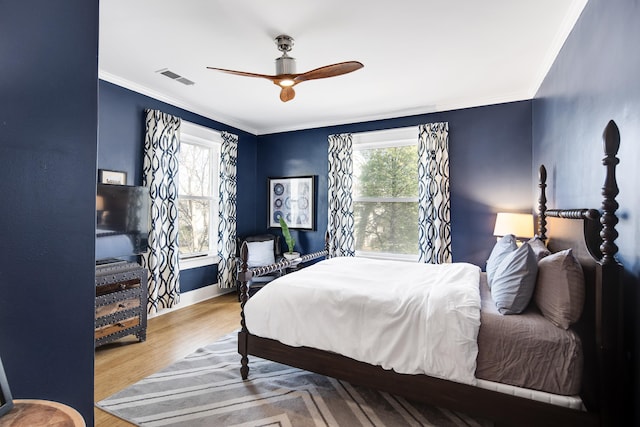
244, 256, 482, 385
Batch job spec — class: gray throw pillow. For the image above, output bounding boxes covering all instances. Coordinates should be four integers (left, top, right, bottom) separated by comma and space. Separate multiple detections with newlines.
486, 234, 517, 288
527, 236, 551, 262
534, 249, 585, 329
490, 242, 538, 315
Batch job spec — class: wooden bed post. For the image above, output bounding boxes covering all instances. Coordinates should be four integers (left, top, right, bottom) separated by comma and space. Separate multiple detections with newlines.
597, 120, 623, 427
538, 165, 548, 241
599, 120, 620, 265
237, 235, 330, 380
238, 240, 251, 380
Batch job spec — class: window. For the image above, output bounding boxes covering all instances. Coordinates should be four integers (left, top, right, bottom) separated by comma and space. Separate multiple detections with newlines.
177, 121, 221, 269
352, 127, 419, 261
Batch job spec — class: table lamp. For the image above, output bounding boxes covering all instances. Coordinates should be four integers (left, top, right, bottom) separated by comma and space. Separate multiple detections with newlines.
493, 212, 534, 242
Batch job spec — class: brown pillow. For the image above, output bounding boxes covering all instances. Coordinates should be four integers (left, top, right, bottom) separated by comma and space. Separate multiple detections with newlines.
534, 249, 585, 329
527, 236, 551, 262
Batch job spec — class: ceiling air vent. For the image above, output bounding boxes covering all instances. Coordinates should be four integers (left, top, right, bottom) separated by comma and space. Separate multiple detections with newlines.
156, 68, 195, 86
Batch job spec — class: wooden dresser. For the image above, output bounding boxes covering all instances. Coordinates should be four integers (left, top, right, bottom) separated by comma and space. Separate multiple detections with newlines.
95, 261, 148, 347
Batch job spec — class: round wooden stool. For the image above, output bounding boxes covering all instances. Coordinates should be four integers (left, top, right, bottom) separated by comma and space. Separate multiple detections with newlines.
0, 399, 85, 427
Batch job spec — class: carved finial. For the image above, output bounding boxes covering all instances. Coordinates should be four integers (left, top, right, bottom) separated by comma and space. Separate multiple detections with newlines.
600, 120, 620, 264
240, 241, 249, 268
538, 165, 548, 242
539, 164, 547, 183
604, 120, 621, 157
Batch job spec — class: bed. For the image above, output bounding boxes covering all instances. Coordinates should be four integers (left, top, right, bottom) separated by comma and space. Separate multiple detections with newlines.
237, 120, 624, 427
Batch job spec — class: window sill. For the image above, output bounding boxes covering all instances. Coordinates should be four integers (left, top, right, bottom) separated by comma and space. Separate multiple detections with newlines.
355, 251, 418, 262
179, 255, 219, 270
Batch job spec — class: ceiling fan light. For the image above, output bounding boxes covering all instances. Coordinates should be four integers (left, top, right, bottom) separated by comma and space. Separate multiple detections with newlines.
279, 79, 295, 87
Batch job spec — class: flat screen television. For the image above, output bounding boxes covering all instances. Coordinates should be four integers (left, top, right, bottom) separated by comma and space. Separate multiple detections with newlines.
96, 183, 150, 262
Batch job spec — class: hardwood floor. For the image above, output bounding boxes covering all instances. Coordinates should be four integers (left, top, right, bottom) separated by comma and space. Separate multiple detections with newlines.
94, 292, 240, 426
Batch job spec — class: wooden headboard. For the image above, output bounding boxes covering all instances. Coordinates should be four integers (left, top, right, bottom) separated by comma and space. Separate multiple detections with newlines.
537, 120, 623, 426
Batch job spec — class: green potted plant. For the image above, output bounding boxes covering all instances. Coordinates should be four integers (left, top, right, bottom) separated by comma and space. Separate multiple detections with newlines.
279, 217, 300, 260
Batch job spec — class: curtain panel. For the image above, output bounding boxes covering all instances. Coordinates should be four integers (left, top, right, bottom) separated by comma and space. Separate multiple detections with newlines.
418, 122, 452, 263
142, 109, 181, 313
217, 131, 238, 288
327, 133, 355, 257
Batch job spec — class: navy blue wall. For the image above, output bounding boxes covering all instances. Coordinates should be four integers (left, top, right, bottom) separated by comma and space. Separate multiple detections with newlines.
2, 2, 633, 424
0, 1, 98, 423
100, 87, 533, 272
99, 80, 259, 291
257, 101, 533, 267
532, 0, 640, 421
99, 84, 533, 283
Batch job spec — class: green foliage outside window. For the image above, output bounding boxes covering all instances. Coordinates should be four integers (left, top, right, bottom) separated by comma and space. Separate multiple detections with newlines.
354, 145, 419, 255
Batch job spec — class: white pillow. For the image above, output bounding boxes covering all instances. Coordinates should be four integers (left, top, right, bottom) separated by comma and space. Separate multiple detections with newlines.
246, 240, 276, 267
490, 242, 538, 315
486, 234, 517, 287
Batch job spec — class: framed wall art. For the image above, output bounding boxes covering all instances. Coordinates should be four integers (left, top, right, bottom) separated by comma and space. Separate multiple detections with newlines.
98, 169, 127, 185
268, 175, 315, 230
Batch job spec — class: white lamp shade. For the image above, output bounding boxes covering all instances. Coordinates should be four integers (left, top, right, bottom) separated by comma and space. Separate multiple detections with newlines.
493, 212, 534, 239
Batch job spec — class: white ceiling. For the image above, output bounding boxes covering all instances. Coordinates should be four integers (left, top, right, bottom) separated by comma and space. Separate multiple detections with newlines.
99, 0, 586, 135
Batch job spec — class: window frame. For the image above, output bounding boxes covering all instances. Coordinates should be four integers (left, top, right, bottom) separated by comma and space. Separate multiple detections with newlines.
178, 121, 221, 270
352, 126, 419, 262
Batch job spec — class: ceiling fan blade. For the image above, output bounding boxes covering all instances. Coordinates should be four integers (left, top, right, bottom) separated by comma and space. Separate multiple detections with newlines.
208, 35, 363, 103
280, 86, 295, 102
207, 66, 276, 81
294, 61, 363, 83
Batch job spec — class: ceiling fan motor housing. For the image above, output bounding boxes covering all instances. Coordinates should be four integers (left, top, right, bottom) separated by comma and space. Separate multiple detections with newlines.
275, 35, 296, 75
275, 55, 296, 75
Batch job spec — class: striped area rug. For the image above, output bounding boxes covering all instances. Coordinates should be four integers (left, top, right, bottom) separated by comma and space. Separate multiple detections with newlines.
97, 333, 492, 426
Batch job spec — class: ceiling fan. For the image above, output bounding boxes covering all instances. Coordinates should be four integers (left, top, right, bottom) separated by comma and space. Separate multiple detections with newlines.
207, 34, 363, 102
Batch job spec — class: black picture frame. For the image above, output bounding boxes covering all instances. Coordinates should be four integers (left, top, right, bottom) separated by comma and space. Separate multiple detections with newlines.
268, 175, 316, 230
0, 356, 13, 418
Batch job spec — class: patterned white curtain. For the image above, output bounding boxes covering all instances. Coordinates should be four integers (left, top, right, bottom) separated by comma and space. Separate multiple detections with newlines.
327, 133, 355, 257
217, 131, 238, 288
142, 109, 181, 313
418, 122, 451, 263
